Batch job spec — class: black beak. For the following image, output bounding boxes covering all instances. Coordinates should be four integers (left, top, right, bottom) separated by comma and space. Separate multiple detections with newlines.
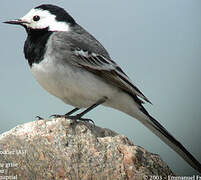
3, 19, 29, 26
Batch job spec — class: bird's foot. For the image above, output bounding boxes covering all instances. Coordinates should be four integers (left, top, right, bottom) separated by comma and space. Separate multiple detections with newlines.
50, 114, 95, 124
67, 115, 95, 124
49, 114, 65, 119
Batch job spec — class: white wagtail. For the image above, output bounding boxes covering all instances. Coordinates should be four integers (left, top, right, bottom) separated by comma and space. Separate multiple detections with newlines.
4, 4, 201, 173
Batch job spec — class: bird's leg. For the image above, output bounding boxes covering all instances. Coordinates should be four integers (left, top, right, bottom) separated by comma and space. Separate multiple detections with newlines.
65, 108, 80, 116
50, 97, 107, 124
66, 97, 107, 124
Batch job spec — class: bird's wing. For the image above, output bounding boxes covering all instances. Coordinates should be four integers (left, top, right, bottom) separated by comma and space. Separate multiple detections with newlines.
72, 49, 151, 104
52, 30, 151, 104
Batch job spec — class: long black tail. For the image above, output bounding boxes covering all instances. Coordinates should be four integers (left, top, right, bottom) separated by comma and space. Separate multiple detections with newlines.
131, 105, 201, 173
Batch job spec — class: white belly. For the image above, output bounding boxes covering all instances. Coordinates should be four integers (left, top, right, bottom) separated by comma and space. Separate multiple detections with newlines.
30, 58, 119, 108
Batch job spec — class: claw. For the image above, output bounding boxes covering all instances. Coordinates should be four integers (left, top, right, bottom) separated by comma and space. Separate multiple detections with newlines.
79, 118, 95, 125
49, 114, 64, 118
35, 116, 43, 120
67, 115, 95, 125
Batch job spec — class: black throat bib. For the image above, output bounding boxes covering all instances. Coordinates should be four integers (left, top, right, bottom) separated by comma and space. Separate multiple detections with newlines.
24, 27, 53, 67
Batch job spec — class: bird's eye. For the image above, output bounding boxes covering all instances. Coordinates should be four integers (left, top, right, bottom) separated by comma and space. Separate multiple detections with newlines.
33, 15, 40, 22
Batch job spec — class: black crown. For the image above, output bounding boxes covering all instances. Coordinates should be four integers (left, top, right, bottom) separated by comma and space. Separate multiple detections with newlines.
35, 4, 76, 25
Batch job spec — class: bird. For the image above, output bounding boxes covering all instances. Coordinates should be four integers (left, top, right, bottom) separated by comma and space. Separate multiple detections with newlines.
4, 4, 201, 173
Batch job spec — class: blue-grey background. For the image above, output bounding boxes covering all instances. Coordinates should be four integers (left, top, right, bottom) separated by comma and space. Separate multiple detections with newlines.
1, 0, 201, 175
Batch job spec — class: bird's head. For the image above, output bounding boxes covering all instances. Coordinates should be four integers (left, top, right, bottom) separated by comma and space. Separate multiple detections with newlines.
4, 4, 76, 32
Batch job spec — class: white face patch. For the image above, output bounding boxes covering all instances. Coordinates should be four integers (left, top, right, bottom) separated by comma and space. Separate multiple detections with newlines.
20, 8, 70, 31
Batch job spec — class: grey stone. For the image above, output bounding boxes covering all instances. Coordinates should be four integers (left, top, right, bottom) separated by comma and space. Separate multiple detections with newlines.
0, 118, 174, 180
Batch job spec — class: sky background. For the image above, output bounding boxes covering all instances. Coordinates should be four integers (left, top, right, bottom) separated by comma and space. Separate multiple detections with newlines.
1, 0, 201, 175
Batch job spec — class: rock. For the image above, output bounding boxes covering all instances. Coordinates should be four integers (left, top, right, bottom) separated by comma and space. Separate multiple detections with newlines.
0, 118, 174, 179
